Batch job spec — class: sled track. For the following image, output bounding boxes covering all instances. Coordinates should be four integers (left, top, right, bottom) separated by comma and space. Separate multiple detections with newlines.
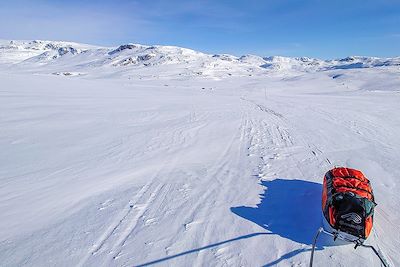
90, 181, 153, 256
78, 182, 165, 266
111, 183, 165, 261
193, 113, 247, 266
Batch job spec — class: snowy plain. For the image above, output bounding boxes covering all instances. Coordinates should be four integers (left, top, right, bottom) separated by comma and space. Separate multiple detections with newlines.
0, 40, 399, 266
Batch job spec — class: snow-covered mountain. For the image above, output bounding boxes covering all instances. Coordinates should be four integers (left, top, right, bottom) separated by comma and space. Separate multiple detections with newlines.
1, 40, 399, 79
0, 40, 95, 64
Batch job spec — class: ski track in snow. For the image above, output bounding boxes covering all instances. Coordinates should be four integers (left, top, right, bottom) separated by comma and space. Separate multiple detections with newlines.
0, 41, 400, 267
78, 180, 157, 266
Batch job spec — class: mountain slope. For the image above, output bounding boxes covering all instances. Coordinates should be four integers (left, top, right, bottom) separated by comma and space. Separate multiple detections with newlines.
1, 40, 399, 79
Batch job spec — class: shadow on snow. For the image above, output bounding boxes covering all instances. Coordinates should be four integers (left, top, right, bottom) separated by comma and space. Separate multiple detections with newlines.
137, 178, 331, 266
231, 178, 337, 266
135, 232, 269, 267
231, 178, 322, 246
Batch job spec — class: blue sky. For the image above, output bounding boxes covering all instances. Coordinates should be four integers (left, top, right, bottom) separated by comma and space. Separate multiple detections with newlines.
0, 0, 399, 58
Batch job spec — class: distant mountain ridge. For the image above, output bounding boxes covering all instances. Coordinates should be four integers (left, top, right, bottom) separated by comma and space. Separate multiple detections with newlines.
0, 40, 399, 79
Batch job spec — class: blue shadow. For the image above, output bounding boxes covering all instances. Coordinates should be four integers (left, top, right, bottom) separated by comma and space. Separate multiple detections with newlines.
231, 179, 322, 246
135, 232, 269, 267
136, 179, 327, 267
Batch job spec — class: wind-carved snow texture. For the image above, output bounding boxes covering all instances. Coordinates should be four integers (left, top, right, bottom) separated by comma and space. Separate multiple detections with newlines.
0, 40, 399, 267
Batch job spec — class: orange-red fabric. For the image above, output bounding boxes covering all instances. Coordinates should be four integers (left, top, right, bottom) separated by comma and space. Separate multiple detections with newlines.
330, 167, 373, 200
329, 206, 336, 225
365, 216, 373, 238
322, 177, 328, 209
332, 177, 373, 200
323, 167, 375, 239
331, 167, 368, 182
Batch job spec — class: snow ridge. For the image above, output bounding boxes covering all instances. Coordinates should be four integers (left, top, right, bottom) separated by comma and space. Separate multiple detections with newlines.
0, 40, 399, 79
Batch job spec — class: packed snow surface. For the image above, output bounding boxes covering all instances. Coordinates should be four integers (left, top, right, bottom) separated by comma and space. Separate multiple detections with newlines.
0, 40, 399, 267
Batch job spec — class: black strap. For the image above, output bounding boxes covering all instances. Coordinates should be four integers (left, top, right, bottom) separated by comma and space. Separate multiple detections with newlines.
334, 175, 370, 183
334, 185, 373, 196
